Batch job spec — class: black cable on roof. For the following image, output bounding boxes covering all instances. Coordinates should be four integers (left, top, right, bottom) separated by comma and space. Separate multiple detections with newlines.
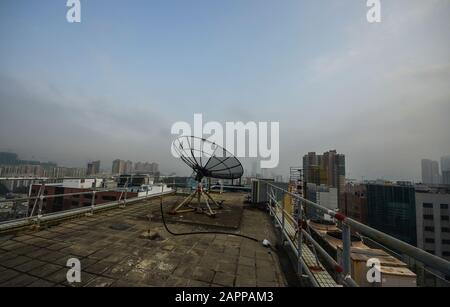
159, 200, 259, 243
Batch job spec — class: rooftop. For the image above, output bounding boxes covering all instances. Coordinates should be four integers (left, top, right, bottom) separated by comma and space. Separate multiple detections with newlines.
0, 193, 287, 287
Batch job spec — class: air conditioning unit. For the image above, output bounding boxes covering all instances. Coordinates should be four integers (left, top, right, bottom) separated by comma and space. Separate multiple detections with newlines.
252, 179, 288, 204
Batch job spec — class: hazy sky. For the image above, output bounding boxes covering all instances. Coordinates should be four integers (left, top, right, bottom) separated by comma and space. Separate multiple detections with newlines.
0, 0, 449, 180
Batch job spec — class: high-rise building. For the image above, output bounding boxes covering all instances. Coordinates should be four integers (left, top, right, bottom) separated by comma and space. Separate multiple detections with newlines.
125, 161, 133, 174
415, 187, 450, 261
112, 159, 126, 175
342, 183, 368, 225
151, 162, 159, 174
303, 152, 321, 185
422, 159, 441, 185
134, 162, 159, 174
343, 182, 417, 245
134, 162, 143, 172
441, 156, 450, 186
0, 152, 19, 165
303, 150, 345, 206
86, 161, 100, 176
303, 150, 345, 188
367, 183, 417, 245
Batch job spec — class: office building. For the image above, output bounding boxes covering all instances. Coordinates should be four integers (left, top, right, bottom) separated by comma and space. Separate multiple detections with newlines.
442, 156, 450, 186
416, 187, 450, 261
305, 183, 338, 219
87, 161, 100, 176
0, 152, 19, 165
125, 161, 133, 174
303, 150, 345, 206
342, 183, 368, 225
367, 183, 417, 245
112, 159, 126, 175
134, 162, 159, 174
343, 182, 416, 245
421, 159, 441, 185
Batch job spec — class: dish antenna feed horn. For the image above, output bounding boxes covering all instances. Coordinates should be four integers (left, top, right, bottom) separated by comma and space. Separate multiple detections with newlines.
170, 136, 244, 218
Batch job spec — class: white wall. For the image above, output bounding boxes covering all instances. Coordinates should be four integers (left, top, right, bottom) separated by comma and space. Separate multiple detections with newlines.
416, 192, 450, 259
317, 187, 338, 211
136, 184, 172, 198
62, 179, 100, 189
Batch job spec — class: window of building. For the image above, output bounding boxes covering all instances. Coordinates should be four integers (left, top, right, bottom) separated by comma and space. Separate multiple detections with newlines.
442, 227, 450, 233
443, 252, 450, 257
441, 204, 449, 210
425, 238, 435, 244
423, 215, 434, 220
441, 216, 450, 221
423, 203, 433, 209
442, 240, 450, 245
424, 226, 435, 232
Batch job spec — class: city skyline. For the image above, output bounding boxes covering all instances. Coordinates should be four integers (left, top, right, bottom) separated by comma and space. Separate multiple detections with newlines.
2, 0, 450, 290
1, 1, 450, 181
3, 149, 450, 185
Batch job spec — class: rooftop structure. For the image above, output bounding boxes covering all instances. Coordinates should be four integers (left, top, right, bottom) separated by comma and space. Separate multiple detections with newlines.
1, 179, 449, 287
0, 193, 286, 287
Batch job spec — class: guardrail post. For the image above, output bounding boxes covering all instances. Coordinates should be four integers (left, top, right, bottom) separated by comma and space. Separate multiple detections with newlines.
90, 191, 96, 215
342, 222, 352, 277
124, 187, 128, 207
281, 192, 286, 243
298, 199, 303, 277
37, 194, 44, 228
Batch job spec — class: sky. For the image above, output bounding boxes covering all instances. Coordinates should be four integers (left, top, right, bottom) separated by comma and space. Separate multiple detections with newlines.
0, 0, 449, 180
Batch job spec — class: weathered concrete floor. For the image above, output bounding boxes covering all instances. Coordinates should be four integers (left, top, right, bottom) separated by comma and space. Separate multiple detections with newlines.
0, 194, 287, 287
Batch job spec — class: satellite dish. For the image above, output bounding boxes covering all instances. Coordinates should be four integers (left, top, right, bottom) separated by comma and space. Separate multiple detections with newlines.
170, 136, 244, 217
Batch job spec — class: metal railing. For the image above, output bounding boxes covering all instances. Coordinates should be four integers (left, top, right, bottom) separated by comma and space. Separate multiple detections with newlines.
259, 180, 450, 287
0, 175, 156, 182
0, 183, 174, 233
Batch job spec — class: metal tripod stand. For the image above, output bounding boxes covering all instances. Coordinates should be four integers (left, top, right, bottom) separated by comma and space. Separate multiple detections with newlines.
170, 182, 223, 217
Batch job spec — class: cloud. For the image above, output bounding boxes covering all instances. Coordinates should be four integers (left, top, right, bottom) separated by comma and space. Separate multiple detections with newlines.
0, 75, 182, 171
0, 1, 449, 181
277, 0, 450, 180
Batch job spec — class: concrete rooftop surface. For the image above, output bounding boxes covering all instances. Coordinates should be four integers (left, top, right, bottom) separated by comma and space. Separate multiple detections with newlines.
0, 193, 288, 287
